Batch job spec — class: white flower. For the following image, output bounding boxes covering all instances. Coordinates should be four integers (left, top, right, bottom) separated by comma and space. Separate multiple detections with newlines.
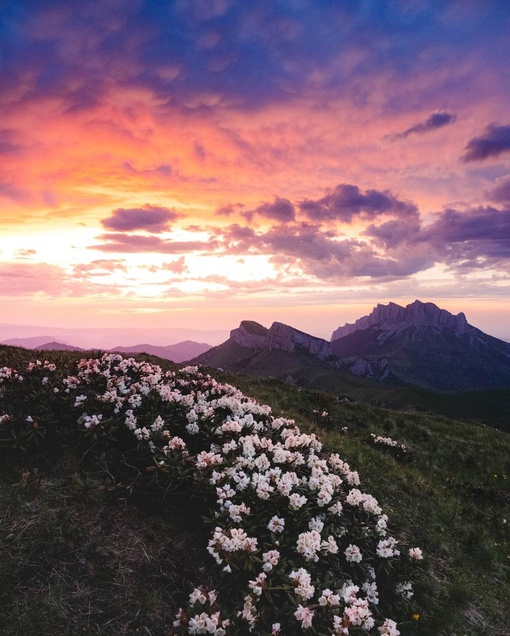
345, 544, 362, 563
409, 547, 423, 560
395, 581, 413, 599
378, 618, 400, 636
288, 493, 307, 509
294, 604, 314, 629
267, 515, 285, 533
296, 530, 321, 561
377, 537, 400, 558
248, 572, 267, 596
262, 550, 280, 572
289, 568, 315, 600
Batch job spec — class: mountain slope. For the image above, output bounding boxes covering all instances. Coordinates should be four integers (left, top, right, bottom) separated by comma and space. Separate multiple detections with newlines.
330, 300, 510, 391
193, 320, 401, 396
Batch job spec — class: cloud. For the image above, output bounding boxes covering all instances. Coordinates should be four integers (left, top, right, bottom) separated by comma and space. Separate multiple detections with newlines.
101, 205, 180, 233
14, 249, 37, 259
91, 233, 218, 253
4, 0, 506, 117
364, 218, 422, 249
461, 124, 510, 162
73, 259, 128, 277
215, 203, 246, 216
417, 206, 510, 265
0, 261, 119, 297
488, 176, 510, 203
123, 162, 172, 177
161, 256, 188, 274
390, 111, 457, 139
245, 197, 296, 222
299, 184, 418, 222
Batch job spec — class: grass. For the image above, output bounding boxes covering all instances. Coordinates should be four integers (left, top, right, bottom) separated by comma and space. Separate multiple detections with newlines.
0, 347, 509, 635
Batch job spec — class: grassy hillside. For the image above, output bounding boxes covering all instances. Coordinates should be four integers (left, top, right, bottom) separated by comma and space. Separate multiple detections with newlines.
194, 342, 510, 432
0, 346, 509, 635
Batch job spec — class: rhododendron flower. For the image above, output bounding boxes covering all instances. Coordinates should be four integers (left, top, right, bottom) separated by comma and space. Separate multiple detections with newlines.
409, 547, 423, 560
345, 544, 363, 562
294, 604, 314, 629
289, 568, 315, 600
378, 618, 400, 636
377, 537, 400, 558
267, 515, 285, 533
262, 549, 280, 572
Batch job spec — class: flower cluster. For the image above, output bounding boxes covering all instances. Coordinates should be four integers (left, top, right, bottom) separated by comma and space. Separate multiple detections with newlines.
0, 354, 423, 634
370, 433, 409, 460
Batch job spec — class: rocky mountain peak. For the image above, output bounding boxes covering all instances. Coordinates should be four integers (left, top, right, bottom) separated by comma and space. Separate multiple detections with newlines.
230, 321, 269, 349
230, 320, 333, 361
331, 300, 470, 341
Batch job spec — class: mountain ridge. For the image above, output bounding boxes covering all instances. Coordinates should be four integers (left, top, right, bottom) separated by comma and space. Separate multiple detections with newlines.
194, 300, 510, 393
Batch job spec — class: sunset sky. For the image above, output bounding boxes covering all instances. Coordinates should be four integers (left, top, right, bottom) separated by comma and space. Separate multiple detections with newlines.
1, 0, 510, 341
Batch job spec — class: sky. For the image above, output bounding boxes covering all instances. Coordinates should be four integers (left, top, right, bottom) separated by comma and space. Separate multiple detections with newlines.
1, 0, 510, 342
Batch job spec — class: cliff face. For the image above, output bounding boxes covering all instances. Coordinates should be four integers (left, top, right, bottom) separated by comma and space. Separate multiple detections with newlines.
332, 300, 470, 341
230, 320, 333, 361
230, 321, 269, 349
330, 300, 510, 391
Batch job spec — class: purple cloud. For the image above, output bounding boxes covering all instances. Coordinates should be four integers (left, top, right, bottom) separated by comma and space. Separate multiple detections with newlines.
488, 177, 510, 204
299, 184, 418, 223
215, 203, 245, 216
364, 218, 421, 249
391, 111, 457, 139
411, 206, 510, 269
243, 197, 296, 223
101, 205, 180, 233
462, 124, 510, 162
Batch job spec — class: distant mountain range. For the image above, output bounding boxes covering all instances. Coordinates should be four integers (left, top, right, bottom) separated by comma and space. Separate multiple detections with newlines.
109, 341, 212, 362
2, 300, 509, 392
0, 325, 229, 349
0, 337, 212, 364
193, 300, 510, 393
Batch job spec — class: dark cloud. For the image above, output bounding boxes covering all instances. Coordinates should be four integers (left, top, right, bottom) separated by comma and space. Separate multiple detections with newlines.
390, 111, 457, 139
3, 1, 509, 114
423, 206, 510, 245
461, 124, 510, 162
364, 218, 421, 249
101, 205, 180, 233
245, 197, 295, 222
299, 184, 418, 223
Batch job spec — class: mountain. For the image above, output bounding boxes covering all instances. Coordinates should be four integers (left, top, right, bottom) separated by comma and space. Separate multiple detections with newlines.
1, 336, 72, 348
110, 340, 212, 363
330, 300, 510, 391
34, 341, 85, 352
0, 324, 229, 349
191, 320, 390, 395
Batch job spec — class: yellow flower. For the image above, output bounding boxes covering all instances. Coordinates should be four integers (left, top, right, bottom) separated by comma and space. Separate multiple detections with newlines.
412, 613, 420, 621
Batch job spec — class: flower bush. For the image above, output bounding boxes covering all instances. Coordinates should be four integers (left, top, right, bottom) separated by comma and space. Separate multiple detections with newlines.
0, 354, 423, 634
